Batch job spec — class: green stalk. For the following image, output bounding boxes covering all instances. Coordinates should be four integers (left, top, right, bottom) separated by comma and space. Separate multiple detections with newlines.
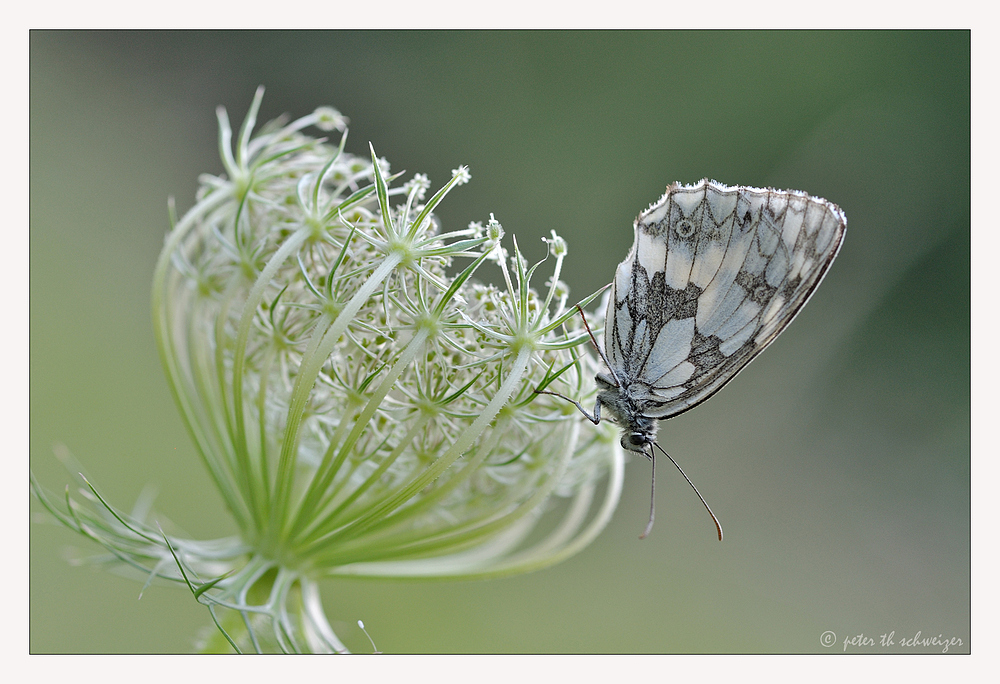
302, 344, 534, 551
267, 253, 403, 549
289, 325, 432, 547
316, 416, 575, 565
230, 227, 311, 529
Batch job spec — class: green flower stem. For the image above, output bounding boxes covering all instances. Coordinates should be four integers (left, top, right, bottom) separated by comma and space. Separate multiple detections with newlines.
253, 344, 277, 513
316, 413, 434, 531
191, 287, 250, 528
490, 450, 624, 575
267, 253, 403, 552
301, 415, 508, 565
232, 227, 312, 530
153, 191, 250, 528
289, 249, 498, 548
345, 410, 509, 533
315, 416, 576, 565
288, 324, 433, 548
327, 442, 625, 580
304, 343, 534, 555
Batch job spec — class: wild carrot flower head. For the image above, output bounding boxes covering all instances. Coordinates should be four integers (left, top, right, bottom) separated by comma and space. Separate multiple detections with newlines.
34, 87, 623, 652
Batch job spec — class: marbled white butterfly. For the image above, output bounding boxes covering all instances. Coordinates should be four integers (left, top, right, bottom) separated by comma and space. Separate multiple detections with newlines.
543, 179, 846, 539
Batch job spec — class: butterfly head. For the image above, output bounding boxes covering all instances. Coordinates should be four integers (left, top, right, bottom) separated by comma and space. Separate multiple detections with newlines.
621, 430, 653, 455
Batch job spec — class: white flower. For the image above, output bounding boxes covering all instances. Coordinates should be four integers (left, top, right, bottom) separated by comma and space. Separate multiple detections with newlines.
451, 165, 471, 185
544, 230, 568, 258
403, 172, 432, 201
313, 106, 349, 131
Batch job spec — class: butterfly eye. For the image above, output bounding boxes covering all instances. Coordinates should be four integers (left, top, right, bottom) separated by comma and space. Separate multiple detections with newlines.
628, 434, 646, 447
674, 219, 695, 238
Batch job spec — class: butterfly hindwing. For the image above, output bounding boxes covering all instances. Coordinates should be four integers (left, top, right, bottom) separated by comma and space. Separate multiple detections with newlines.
603, 179, 846, 420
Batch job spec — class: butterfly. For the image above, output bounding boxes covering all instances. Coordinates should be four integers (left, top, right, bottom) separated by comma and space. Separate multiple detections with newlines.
543, 179, 846, 539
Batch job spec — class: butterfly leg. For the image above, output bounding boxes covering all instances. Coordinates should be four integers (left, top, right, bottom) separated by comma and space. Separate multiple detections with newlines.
533, 388, 603, 425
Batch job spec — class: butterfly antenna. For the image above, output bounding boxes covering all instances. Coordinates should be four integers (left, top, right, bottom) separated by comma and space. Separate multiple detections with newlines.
574, 304, 621, 386
653, 441, 723, 541
639, 445, 656, 539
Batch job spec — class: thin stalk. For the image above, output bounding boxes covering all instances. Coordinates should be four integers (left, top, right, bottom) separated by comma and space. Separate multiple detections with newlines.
299, 345, 534, 551
152, 191, 246, 525
329, 412, 508, 542
289, 325, 433, 546
314, 417, 576, 565
314, 413, 432, 535
325, 443, 625, 580
267, 254, 403, 548
230, 227, 311, 529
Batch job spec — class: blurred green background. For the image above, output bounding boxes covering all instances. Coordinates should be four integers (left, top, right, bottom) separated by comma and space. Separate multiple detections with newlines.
30, 31, 969, 654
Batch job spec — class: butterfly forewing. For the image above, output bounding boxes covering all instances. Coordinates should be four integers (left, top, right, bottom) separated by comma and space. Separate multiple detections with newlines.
603, 179, 846, 420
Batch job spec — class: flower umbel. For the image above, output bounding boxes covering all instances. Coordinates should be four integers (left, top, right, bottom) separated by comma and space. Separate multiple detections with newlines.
32, 87, 623, 653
